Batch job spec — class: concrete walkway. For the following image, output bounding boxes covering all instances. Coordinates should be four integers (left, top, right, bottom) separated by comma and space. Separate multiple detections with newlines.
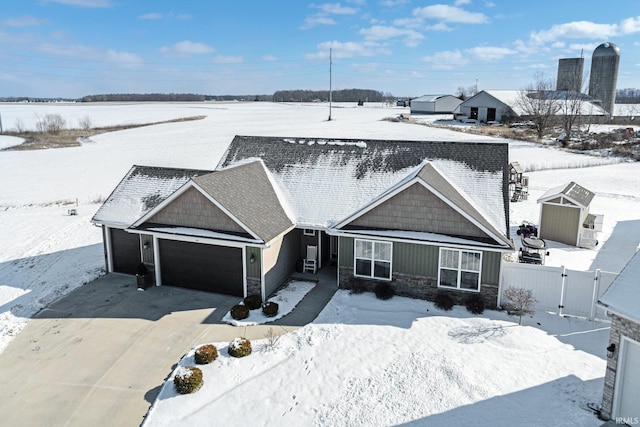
0, 271, 337, 427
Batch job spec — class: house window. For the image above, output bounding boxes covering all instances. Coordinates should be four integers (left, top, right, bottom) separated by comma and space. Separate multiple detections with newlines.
438, 248, 482, 291
354, 239, 392, 280
303, 229, 316, 236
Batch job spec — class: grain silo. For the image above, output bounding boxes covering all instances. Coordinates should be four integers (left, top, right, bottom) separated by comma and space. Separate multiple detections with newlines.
557, 57, 584, 92
588, 42, 620, 114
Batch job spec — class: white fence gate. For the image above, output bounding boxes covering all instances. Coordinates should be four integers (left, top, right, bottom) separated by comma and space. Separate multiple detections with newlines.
500, 262, 618, 320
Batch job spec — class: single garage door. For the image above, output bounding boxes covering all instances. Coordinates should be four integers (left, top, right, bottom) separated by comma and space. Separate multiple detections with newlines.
615, 337, 640, 419
159, 239, 243, 296
110, 228, 141, 274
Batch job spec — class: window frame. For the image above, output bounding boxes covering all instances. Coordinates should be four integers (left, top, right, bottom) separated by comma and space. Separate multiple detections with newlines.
353, 239, 393, 281
437, 247, 482, 292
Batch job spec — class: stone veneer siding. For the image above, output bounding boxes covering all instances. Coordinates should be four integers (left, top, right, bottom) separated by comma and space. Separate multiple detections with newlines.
339, 266, 498, 309
600, 313, 640, 420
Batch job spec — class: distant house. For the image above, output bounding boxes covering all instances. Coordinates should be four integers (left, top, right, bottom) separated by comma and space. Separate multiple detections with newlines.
92, 136, 514, 308
410, 95, 462, 114
456, 90, 607, 124
597, 250, 640, 421
536, 181, 603, 248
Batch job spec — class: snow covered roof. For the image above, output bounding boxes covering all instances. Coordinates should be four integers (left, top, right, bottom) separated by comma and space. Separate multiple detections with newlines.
537, 181, 594, 208
91, 165, 212, 227
598, 250, 640, 323
218, 136, 510, 239
412, 94, 456, 103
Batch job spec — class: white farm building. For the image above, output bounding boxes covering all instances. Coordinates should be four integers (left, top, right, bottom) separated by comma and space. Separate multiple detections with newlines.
410, 95, 462, 114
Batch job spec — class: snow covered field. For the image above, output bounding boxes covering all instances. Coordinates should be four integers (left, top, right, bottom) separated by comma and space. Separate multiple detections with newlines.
0, 101, 638, 424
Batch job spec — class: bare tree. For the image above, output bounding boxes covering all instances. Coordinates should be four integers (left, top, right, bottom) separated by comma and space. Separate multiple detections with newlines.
14, 118, 25, 133
516, 72, 559, 140
35, 114, 66, 134
503, 286, 536, 325
557, 72, 591, 145
78, 116, 93, 132
456, 85, 479, 101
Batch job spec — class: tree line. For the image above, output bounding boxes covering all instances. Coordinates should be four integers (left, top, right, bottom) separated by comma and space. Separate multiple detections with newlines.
272, 89, 386, 103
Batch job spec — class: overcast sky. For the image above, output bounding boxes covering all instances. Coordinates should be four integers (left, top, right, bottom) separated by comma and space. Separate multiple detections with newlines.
1, 0, 639, 98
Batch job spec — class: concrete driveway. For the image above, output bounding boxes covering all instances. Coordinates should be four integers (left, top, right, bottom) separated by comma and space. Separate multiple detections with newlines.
0, 274, 308, 427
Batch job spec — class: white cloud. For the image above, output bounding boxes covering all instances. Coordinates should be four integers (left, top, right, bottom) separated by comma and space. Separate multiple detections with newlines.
466, 46, 517, 61
104, 50, 144, 67
484, 1, 496, 7
306, 40, 391, 59
359, 25, 424, 47
413, 4, 489, 24
301, 15, 336, 29
454, 0, 471, 5
425, 22, 453, 32
212, 55, 243, 64
1, 16, 46, 27
45, 0, 113, 7
139, 12, 162, 20
159, 41, 215, 57
315, 3, 358, 15
261, 55, 277, 61
421, 50, 468, 69
530, 21, 617, 44
619, 16, 640, 34
381, 0, 409, 6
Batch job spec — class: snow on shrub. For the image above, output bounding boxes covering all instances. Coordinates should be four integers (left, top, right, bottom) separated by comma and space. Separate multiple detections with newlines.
502, 286, 536, 325
173, 366, 203, 394
228, 337, 252, 358
261, 301, 279, 317
194, 344, 218, 365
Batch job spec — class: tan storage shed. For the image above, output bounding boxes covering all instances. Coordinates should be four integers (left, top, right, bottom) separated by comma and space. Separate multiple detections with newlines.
537, 181, 603, 247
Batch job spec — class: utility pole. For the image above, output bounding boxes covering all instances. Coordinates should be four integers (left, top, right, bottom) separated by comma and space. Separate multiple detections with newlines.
328, 48, 332, 121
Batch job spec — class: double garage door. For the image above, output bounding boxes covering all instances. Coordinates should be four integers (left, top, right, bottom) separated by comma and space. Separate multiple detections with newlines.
109, 229, 243, 297
159, 239, 243, 297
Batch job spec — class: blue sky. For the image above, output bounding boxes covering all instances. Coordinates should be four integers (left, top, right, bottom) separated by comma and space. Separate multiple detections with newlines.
1, 0, 639, 98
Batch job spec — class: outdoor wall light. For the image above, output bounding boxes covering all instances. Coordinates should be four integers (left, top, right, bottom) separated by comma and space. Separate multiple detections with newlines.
250, 253, 255, 263
607, 343, 616, 358
143, 242, 149, 250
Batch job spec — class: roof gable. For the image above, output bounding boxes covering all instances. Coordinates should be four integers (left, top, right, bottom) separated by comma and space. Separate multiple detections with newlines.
91, 165, 212, 227
537, 181, 594, 208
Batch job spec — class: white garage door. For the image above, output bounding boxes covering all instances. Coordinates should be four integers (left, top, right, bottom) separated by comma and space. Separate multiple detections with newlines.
615, 336, 640, 419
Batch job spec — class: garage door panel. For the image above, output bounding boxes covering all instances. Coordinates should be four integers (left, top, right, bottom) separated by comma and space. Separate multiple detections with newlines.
159, 240, 243, 296
110, 228, 140, 274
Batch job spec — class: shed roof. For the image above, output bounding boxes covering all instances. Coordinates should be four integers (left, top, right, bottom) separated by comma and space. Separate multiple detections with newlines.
91, 165, 212, 227
218, 135, 510, 239
598, 250, 640, 323
412, 94, 456, 103
537, 181, 595, 208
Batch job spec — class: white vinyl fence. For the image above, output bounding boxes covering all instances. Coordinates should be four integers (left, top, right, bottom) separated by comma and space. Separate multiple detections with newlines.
500, 262, 618, 320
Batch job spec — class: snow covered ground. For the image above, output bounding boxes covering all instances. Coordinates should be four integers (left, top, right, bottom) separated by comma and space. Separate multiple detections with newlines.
144, 291, 608, 427
0, 101, 638, 424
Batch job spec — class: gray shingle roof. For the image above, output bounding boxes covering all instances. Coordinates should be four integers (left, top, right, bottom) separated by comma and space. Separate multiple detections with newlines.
218, 136, 510, 238
193, 160, 294, 243
92, 165, 212, 227
538, 181, 594, 208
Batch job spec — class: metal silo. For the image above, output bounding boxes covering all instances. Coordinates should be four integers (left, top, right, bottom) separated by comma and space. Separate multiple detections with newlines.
557, 57, 584, 92
589, 42, 620, 114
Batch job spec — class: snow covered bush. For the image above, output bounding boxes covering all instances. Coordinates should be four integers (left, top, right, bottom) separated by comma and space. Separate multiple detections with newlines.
194, 344, 218, 365
228, 337, 252, 358
435, 293, 454, 311
230, 304, 249, 320
243, 294, 262, 310
465, 294, 485, 315
261, 301, 279, 317
502, 286, 536, 325
173, 366, 203, 394
374, 282, 395, 300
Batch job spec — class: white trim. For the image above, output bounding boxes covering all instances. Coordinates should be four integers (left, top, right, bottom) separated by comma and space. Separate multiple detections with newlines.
242, 246, 247, 298
260, 249, 266, 301
104, 225, 114, 273
153, 235, 162, 286
129, 228, 264, 249
353, 239, 393, 281
329, 229, 512, 253
437, 247, 482, 292
303, 228, 316, 236
317, 231, 322, 269
612, 335, 640, 418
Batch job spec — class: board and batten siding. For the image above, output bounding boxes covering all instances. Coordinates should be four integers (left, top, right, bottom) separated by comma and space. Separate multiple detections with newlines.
264, 229, 300, 297
246, 246, 261, 279
339, 236, 501, 286
149, 187, 245, 234
540, 203, 580, 245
